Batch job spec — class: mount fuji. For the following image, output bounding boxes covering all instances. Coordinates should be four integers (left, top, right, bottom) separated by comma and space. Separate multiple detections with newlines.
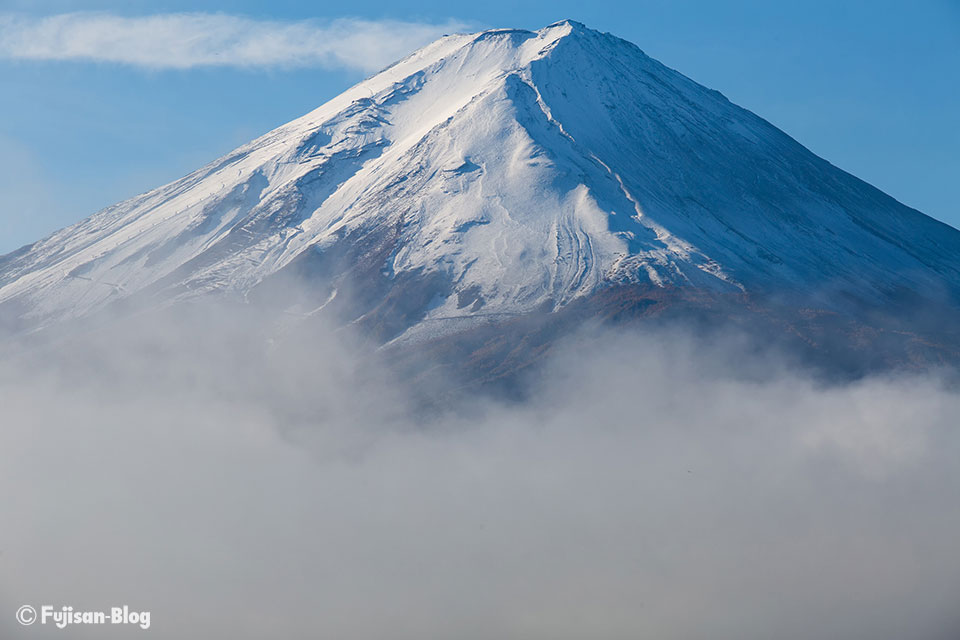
2, 20, 960, 375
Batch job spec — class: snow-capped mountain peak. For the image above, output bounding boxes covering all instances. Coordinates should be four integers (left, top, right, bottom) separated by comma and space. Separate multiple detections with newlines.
2, 21, 960, 338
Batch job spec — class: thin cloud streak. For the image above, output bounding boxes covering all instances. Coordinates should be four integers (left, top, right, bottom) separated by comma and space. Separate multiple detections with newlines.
0, 13, 471, 72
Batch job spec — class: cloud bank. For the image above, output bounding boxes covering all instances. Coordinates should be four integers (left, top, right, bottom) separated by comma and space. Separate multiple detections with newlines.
0, 13, 470, 72
1, 303, 959, 639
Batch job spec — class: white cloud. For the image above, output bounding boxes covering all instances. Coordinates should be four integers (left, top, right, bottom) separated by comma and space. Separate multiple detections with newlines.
2, 304, 960, 639
0, 13, 470, 72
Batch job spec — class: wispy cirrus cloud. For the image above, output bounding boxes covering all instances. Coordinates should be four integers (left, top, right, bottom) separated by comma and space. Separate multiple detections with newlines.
0, 13, 470, 72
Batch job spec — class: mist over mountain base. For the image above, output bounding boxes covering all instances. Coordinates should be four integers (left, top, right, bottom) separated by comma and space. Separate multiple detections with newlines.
2, 296, 959, 640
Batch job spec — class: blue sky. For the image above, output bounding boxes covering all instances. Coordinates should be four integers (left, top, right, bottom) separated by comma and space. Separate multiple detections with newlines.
0, 0, 957, 253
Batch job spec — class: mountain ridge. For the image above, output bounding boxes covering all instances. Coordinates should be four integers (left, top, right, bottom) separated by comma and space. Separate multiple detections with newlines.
2, 20, 959, 357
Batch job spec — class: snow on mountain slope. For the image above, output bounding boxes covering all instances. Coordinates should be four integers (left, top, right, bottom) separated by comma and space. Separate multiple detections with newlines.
2, 20, 960, 336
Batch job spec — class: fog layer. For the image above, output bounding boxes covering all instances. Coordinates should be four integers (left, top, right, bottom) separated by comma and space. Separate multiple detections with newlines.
1, 305, 958, 639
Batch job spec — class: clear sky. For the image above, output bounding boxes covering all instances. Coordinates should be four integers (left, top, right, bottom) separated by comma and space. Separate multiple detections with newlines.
1, 0, 957, 254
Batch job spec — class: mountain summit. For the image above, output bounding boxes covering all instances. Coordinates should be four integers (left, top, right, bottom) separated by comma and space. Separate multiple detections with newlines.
2, 21, 960, 360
